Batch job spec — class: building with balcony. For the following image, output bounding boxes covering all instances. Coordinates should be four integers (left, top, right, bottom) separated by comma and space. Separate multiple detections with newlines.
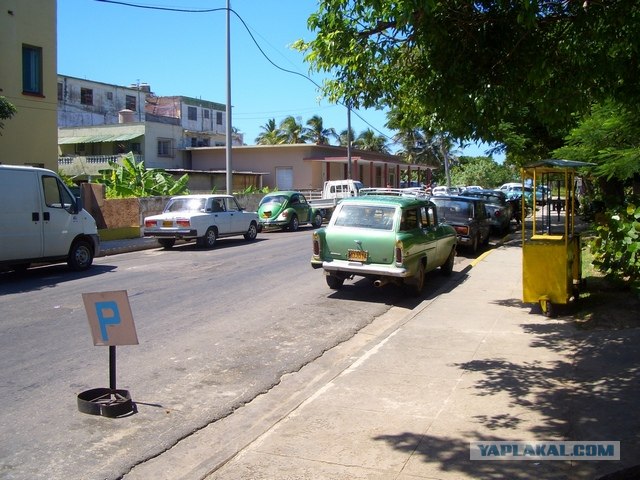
57, 75, 242, 179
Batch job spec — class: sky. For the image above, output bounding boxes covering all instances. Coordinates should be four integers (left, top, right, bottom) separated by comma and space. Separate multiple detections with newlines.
57, 0, 498, 158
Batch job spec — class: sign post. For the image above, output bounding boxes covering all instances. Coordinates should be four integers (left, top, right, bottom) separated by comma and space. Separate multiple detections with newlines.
77, 290, 138, 418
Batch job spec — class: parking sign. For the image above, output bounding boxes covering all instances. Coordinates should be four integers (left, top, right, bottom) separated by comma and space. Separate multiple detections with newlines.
82, 291, 139, 346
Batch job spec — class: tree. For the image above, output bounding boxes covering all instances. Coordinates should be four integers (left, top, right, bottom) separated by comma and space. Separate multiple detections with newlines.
450, 156, 515, 189
354, 129, 389, 153
553, 101, 640, 199
338, 128, 356, 147
0, 96, 17, 134
255, 118, 284, 145
306, 114, 337, 145
295, 1, 640, 163
279, 116, 307, 144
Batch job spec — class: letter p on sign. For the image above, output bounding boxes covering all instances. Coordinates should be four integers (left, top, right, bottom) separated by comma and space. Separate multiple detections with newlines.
82, 291, 139, 346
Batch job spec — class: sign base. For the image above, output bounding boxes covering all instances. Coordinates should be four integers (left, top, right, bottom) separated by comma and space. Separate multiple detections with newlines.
77, 388, 134, 418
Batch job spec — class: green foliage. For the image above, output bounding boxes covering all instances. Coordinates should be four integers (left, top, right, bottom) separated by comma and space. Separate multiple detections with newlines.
554, 101, 640, 183
96, 153, 189, 198
296, 1, 640, 161
590, 203, 640, 284
235, 185, 271, 195
449, 156, 516, 188
0, 96, 17, 133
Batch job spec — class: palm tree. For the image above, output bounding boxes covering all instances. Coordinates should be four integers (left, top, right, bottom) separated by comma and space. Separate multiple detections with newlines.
255, 118, 284, 145
354, 129, 389, 153
338, 128, 357, 147
279, 116, 307, 144
306, 115, 337, 145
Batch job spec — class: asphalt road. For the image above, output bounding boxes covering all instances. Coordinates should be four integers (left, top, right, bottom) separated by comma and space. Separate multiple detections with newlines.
0, 227, 474, 480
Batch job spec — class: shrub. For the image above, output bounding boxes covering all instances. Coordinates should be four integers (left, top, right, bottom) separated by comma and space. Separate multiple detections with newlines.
590, 202, 640, 284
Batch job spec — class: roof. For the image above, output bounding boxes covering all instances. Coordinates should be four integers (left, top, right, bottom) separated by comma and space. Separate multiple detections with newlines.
524, 159, 596, 169
58, 132, 143, 144
339, 195, 432, 209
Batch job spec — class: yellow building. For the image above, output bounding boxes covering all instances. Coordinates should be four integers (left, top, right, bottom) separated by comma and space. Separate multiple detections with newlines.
0, 0, 57, 170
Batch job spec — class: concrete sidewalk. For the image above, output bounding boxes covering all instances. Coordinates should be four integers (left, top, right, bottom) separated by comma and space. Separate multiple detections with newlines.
121, 239, 639, 480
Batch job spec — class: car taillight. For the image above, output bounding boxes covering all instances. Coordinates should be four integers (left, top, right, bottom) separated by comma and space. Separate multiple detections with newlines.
312, 232, 320, 256
176, 218, 190, 227
144, 219, 156, 227
454, 225, 469, 236
395, 240, 403, 264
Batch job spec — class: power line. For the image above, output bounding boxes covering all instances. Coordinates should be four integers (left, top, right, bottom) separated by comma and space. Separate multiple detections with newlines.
95, 0, 393, 143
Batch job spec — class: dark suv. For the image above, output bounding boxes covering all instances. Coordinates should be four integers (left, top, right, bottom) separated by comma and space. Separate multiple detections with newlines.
430, 195, 491, 253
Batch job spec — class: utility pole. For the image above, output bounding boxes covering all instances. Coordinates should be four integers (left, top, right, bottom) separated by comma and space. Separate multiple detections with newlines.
225, 0, 233, 194
346, 104, 352, 179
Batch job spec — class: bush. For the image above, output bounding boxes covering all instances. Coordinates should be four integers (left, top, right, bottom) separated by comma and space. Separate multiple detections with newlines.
590, 202, 640, 284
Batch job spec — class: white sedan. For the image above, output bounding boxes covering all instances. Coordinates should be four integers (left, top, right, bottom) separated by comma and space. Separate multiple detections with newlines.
143, 194, 259, 249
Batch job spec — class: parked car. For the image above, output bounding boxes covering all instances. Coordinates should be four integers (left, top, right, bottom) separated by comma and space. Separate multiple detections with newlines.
463, 190, 512, 234
430, 195, 491, 253
311, 192, 457, 296
143, 194, 259, 249
431, 185, 451, 196
258, 191, 323, 231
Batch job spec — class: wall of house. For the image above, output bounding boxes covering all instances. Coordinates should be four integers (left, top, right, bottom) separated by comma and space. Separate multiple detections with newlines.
0, 0, 57, 171
57, 75, 146, 127
144, 121, 188, 169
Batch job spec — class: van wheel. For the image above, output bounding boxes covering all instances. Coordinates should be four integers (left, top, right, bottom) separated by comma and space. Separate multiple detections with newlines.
326, 274, 344, 290
68, 240, 93, 271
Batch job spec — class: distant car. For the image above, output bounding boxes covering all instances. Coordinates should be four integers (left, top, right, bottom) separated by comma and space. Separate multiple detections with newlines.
311, 192, 457, 296
431, 186, 451, 196
430, 195, 492, 253
463, 185, 484, 193
143, 194, 259, 249
258, 191, 323, 231
463, 190, 512, 234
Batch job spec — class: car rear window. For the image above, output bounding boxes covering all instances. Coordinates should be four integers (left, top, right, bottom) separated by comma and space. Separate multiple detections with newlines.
166, 198, 206, 212
334, 205, 396, 230
432, 199, 475, 222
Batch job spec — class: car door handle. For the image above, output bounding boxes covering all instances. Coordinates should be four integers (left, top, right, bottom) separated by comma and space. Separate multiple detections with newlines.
43, 212, 50, 221
32, 212, 39, 221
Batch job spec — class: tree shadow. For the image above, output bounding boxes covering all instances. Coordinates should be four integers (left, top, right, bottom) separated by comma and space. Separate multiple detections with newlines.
373, 312, 640, 478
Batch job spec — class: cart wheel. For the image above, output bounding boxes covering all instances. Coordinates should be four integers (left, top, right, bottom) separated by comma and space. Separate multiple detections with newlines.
540, 299, 555, 318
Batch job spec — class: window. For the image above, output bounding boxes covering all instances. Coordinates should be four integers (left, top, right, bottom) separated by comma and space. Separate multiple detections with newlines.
187, 106, 197, 121
157, 139, 173, 157
106, 92, 113, 101
126, 95, 136, 110
216, 111, 223, 125
22, 45, 43, 95
204, 109, 210, 119
57, 82, 63, 101
400, 209, 419, 231
42, 176, 75, 211
81, 88, 93, 105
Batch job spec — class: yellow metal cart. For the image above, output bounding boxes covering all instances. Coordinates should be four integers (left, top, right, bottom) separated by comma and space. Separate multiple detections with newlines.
521, 159, 593, 316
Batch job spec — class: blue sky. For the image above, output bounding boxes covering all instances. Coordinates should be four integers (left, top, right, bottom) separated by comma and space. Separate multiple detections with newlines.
57, 0, 497, 158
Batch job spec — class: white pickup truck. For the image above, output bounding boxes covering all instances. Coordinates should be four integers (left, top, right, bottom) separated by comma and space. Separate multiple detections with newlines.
307, 180, 365, 218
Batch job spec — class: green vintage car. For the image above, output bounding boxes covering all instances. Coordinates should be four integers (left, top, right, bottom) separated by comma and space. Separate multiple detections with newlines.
258, 191, 324, 231
311, 193, 457, 295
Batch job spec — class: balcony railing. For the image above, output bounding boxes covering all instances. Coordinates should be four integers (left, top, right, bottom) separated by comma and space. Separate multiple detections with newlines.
58, 154, 144, 177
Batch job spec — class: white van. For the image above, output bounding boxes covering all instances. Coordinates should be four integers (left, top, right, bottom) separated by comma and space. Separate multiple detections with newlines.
0, 165, 100, 272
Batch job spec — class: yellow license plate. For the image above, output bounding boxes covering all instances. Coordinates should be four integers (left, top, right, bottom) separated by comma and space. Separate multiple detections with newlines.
163, 220, 173, 227
347, 249, 368, 261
